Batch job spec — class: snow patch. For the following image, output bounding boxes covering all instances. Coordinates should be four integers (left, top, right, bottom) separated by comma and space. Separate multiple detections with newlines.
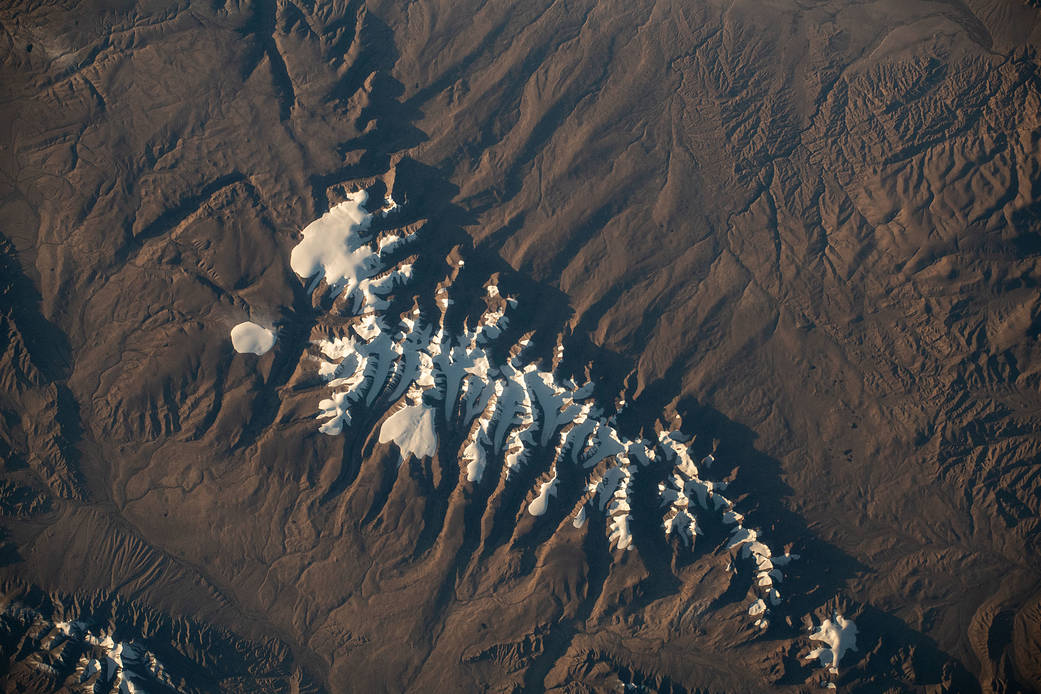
230, 321, 276, 355
379, 404, 438, 462
6, 607, 174, 693
528, 475, 558, 516
290, 191, 376, 289
805, 613, 858, 675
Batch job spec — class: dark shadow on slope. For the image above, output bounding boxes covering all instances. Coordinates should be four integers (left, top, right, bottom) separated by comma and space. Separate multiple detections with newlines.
115, 173, 249, 266
232, 250, 319, 453
0, 578, 320, 693
672, 391, 866, 619
239, 0, 296, 122
0, 234, 73, 383
312, 13, 427, 215
0, 529, 23, 567
0, 234, 85, 501
605, 354, 868, 616
522, 507, 613, 693
826, 603, 982, 693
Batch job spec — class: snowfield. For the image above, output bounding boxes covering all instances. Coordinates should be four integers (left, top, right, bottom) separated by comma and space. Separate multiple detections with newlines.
230, 321, 276, 355
806, 613, 859, 675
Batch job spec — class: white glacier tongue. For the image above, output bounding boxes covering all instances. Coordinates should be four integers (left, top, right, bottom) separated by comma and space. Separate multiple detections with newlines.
233, 182, 807, 630
230, 321, 276, 355
528, 475, 558, 516
463, 426, 492, 482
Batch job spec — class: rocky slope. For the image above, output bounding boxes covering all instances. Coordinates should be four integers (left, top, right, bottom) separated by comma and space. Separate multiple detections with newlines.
1, 0, 1039, 691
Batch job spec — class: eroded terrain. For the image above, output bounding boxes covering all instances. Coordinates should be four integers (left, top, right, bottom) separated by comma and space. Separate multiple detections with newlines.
1, 0, 1040, 691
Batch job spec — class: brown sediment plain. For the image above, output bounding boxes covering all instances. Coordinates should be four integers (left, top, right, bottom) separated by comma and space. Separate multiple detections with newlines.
1, 1, 1040, 692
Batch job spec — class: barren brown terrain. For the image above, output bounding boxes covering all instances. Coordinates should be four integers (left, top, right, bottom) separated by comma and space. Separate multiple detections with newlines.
1, 0, 1040, 692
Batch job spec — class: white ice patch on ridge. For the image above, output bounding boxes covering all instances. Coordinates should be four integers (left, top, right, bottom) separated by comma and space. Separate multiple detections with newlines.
528, 475, 558, 516
805, 613, 858, 675
230, 321, 276, 355
379, 404, 438, 462
290, 190, 376, 289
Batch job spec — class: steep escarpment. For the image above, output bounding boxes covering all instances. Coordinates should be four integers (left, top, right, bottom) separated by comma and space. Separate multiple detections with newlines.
0, 233, 83, 519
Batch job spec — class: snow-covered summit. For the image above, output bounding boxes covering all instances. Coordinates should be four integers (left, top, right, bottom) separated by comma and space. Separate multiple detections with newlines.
234, 184, 801, 628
